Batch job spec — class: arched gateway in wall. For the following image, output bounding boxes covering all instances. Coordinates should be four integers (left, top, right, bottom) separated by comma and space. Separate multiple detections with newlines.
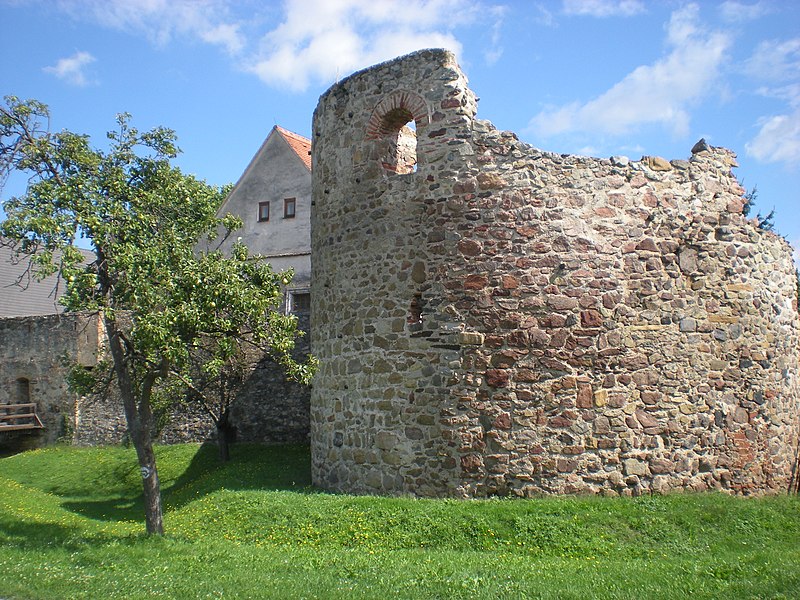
310, 49, 800, 498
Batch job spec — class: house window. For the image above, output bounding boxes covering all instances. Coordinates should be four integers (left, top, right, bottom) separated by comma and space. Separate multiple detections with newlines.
258, 201, 270, 222
289, 291, 310, 314
284, 198, 296, 219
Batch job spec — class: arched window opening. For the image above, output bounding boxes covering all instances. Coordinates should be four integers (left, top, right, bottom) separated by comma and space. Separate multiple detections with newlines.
378, 109, 417, 175
3, 378, 42, 431
365, 90, 428, 176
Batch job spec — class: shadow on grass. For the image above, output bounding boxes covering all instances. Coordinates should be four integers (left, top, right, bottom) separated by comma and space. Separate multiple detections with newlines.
62, 495, 144, 523
61, 442, 317, 523
0, 519, 76, 545
0, 517, 133, 551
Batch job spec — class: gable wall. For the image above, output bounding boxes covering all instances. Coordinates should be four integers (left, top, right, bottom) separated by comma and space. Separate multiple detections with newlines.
216, 132, 312, 286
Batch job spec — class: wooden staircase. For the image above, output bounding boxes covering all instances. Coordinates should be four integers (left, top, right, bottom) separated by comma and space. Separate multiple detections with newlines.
0, 403, 44, 432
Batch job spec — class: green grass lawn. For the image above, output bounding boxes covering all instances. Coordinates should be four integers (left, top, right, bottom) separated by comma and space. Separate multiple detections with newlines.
0, 443, 798, 599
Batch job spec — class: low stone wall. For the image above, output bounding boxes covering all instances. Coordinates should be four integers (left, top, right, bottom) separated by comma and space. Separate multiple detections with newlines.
1, 311, 311, 449
229, 312, 312, 444
0, 313, 103, 448
310, 49, 800, 497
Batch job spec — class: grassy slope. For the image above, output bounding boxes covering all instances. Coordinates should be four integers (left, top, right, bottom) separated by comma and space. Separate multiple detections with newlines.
0, 443, 798, 599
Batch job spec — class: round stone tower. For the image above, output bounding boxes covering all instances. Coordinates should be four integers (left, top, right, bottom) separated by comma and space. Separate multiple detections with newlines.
311, 49, 800, 497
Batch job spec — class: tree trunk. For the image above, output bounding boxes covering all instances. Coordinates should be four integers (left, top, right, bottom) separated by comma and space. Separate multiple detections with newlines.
131, 425, 164, 535
217, 423, 230, 462
216, 410, 233, 462
105, 316, 165, 535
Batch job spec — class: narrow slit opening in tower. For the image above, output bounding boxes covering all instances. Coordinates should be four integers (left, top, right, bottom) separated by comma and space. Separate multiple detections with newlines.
407, 294, 423, 325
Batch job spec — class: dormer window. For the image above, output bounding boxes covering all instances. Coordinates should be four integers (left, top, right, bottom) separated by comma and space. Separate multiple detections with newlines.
258, 201, 270, 222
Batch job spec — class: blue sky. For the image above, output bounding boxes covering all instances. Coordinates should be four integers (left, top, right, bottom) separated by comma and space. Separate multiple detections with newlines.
1, 0, 798, 262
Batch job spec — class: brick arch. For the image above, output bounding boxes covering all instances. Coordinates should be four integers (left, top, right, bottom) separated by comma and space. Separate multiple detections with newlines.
365, 90, 429, 139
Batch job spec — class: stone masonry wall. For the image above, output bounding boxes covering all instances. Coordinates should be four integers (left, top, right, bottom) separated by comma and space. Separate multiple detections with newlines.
310, 49, 800, 497
0, 313, 105, 448
1, 312, 311, 449
228, 312, 312, 444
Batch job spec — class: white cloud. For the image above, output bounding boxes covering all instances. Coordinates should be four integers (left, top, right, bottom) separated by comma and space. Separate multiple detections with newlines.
484, 5, 507, 65
529, 4, 730, 138
54, 0, 245, 55
42, 0, 502, 91
745, 37, 800, 82
575, 145, 600, 156
533, 3, 557, 27
562, 0, 645, 18
744, 37, 800, 166
755, 83, 800, 107
43, 51, 96, 86
719, 1, 771, 23
200, 23, 244, 55
245, 0, 478, 92
746, 109, 800, 165
793, 240, 800, 265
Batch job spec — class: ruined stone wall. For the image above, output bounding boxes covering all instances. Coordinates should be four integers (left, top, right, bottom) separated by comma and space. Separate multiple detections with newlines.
0, 313, 106, 447
228, 313, 312, 444
70, 326, 312, 447
311, 49, 800, 497
72, 351, 310, 447
1, 312, 311, 449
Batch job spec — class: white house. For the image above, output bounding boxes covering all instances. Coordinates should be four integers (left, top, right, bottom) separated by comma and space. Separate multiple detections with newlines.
214, 126, 312, 313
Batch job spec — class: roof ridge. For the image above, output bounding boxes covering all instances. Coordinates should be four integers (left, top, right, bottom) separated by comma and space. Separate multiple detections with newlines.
274, 125, 312, 170
274, 125, 310, 142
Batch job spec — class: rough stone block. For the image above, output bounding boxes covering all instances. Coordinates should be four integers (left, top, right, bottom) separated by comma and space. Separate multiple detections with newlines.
374, 431, 398, 450
485, 369, 510, 388
458, 331, 485, 346
623, 459, 649, 477
577, 383, 594, 408
643, 156, 672, 171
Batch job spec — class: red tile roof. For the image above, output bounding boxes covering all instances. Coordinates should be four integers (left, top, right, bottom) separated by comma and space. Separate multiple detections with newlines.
275, 126, 312, 170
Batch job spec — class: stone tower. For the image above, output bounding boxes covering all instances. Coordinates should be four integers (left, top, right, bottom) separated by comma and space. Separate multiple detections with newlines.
310, 49, 800, 497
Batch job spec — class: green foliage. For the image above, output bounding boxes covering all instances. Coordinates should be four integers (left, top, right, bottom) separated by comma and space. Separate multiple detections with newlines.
1, 95, 316, 533
757, 208, 776, 232
1, 95, 315, 388
0, 444, 798, 599
742, 187, 776, 231
741, 187, 756, 217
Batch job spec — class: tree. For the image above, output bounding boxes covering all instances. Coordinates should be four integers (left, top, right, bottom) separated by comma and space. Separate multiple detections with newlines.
0, 96, 316, 535
742, 187, 776, 232
176, 338, 257, 462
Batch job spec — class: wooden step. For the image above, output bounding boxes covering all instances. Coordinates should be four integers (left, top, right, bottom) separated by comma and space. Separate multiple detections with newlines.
0, 403, 44, 431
